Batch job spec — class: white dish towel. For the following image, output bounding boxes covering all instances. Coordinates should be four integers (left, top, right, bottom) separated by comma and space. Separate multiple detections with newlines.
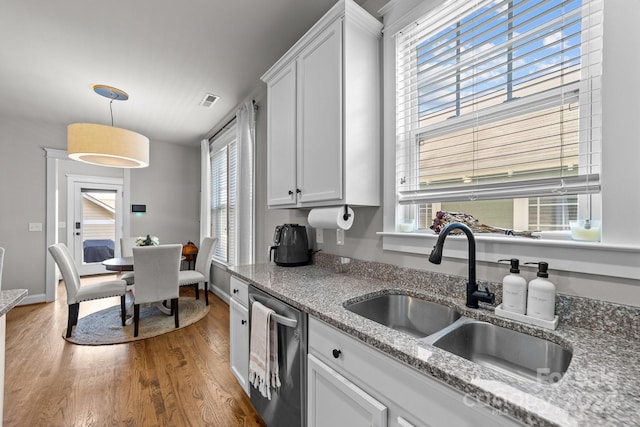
248, 301, 281, 399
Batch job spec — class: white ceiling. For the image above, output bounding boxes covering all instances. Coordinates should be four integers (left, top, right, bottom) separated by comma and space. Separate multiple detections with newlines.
1, 0, 374, 147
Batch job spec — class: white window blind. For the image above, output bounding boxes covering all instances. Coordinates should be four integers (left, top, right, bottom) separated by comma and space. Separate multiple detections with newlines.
210, 141, 237, 263
396, 0, 602, 205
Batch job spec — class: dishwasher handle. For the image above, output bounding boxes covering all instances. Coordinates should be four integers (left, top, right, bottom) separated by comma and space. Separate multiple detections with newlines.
249, 295, 298, 328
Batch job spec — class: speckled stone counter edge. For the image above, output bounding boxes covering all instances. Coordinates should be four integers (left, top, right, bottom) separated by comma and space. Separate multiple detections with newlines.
0, 289, 28, 317
229, 258, 640, 426
313, 252, 640, 341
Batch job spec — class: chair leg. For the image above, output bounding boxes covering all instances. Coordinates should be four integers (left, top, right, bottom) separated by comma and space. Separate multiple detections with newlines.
72, 303, 80, 326
173, 298, 179, 329
66, 303, 79, 338
194, 283, 199, 300
134, 304, 140, 337
204, 281, 209, 306
120, 295, 126, 326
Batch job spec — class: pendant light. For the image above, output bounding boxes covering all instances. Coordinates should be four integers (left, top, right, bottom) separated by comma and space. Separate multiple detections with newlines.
67, 85, 149, 168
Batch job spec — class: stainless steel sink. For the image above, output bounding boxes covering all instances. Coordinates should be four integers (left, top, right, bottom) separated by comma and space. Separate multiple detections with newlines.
431, 319, 572, 383
344, 293, 461, 338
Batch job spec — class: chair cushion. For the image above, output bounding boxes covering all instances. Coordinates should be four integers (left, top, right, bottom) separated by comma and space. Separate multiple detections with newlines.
178, 270, 205, 285
121, 271, 135, 285
75, 280, 127, 303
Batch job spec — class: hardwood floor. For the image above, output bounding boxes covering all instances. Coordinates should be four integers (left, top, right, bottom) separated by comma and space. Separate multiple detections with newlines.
3, 276, 266, 427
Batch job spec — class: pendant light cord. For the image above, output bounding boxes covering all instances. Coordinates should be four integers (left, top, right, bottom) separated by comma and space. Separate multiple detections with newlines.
109, 99, 115, 126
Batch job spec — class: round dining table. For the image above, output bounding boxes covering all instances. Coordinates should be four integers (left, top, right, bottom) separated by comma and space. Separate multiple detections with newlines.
102, 255, 185, 272
102, 256, 134, 272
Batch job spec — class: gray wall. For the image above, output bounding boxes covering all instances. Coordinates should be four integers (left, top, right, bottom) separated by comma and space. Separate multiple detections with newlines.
0, 116, 55, 296
129, 141, 200, 245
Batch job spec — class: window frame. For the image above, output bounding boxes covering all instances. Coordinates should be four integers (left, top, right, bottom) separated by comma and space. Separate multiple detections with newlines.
379, 0, 640, 280
210, 125, 238, 265
396, 0, 598, 207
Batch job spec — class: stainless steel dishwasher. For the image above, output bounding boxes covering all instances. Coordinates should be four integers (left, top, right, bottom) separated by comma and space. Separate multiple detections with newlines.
248, 285, 307, 427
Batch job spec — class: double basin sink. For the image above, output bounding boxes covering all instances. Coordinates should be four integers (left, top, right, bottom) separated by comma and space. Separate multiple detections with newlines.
344, 293, 572, 384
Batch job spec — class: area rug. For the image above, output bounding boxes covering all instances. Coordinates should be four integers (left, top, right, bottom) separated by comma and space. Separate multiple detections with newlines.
63, 297, 210, 345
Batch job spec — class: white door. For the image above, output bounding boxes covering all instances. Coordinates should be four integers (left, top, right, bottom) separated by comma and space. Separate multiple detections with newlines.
308, 354, 387, 427
67, 176, 124, 276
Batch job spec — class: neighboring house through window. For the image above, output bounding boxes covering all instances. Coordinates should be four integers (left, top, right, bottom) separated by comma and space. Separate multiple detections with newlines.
395, 0, 601, 235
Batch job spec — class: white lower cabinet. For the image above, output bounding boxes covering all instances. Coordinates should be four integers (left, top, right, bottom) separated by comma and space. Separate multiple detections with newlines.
230, 277, 249, 395
308, 354, 387, 427
308, 317, 524, 427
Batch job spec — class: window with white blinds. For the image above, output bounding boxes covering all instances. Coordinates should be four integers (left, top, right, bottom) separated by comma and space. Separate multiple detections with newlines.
211, 141, 237, 263
395, 0, 602, 230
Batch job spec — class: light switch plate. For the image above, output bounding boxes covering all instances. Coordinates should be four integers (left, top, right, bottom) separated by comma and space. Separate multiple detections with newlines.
28, 222, 43, 232
316, 228, 323, 244
336, 229, 344, 245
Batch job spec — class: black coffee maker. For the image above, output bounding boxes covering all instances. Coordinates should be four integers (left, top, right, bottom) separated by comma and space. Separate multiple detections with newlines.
269, 224, 310, 266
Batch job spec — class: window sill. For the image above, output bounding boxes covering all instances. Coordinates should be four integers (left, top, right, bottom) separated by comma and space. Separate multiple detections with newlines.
211, 258, 231, 269
378, 231, 640, 280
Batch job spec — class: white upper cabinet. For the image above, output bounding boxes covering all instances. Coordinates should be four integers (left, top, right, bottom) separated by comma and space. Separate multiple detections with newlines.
261, 0, 383, 208
266, 62, 298, 207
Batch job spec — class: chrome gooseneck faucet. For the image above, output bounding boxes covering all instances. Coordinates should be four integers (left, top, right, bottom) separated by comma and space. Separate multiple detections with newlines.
428, 222, 495, 309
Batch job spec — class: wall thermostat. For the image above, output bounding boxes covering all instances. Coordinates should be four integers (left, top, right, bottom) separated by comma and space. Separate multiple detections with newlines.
131, 204, 146, 213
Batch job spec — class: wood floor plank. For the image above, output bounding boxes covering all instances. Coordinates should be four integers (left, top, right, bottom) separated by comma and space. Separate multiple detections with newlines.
3, 277, 267, 427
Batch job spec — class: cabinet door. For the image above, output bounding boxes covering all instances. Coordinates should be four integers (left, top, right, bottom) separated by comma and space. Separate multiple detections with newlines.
297, 18, 343, 204
266, 61, 298, 207
308, 354, 387, 427
230, 299, 249, 395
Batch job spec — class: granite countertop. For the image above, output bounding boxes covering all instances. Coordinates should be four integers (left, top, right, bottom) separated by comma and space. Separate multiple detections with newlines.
229, 262, 640, 427
0, 289, 27, 317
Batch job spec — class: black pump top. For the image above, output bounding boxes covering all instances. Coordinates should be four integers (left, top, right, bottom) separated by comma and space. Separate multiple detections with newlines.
537, 261, 549, 278
498, 258, 520, 273
525, 261, 549, 278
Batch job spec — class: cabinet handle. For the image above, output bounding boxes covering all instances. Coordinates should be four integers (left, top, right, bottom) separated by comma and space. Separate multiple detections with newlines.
233, 289, 239, 294
288, 190, 294, 195
296, 188, 301, 194
332, 349, 341, 359
241, 320, 247, 325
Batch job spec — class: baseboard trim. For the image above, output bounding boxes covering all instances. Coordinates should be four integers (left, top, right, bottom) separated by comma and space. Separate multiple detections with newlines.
19, 294, 46, 305
211, 286, 230, 305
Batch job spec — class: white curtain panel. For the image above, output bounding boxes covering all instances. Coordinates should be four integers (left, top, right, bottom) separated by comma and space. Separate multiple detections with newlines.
200, 138, 211, 242
235, 101, 255, 265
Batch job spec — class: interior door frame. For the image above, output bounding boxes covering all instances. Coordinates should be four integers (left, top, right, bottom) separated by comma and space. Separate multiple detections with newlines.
66, 174, 124, 276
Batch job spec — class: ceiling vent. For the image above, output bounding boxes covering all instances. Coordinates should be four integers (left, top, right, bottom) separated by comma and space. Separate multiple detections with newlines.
200, 93, 219, 108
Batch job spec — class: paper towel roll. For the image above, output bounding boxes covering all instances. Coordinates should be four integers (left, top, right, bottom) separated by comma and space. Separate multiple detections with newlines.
308, 207, 355, 230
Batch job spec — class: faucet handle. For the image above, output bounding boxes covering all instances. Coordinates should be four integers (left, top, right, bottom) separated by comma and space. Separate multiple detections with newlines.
481, 285, 496, 303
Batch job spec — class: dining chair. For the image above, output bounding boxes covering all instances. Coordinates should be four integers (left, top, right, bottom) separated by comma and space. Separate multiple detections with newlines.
48, 243, 127, 338
178, 237, 218, 305
120, 237, 137, 286
132, 244, 182, 337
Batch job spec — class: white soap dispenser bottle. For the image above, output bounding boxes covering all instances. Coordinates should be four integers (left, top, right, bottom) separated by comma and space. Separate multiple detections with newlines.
498, 258, 527, 314
525, 262, 556, 321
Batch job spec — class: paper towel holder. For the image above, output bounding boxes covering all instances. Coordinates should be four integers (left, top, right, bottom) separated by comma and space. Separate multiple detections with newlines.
343, 205, 352, 221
